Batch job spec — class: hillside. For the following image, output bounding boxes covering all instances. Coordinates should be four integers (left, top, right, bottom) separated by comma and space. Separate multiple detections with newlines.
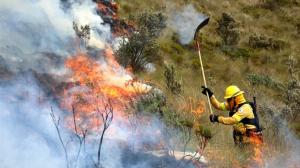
116, 0, 300, 167
0, 0, 299, 168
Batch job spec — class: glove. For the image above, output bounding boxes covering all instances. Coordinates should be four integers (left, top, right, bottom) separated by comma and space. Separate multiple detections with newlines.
201, 86, 213, 98
209, 114, 219, 123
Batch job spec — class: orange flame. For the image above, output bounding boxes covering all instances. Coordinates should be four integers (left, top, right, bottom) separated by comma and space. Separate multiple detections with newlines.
251, 136, 264, 167
61, 48, 151, 132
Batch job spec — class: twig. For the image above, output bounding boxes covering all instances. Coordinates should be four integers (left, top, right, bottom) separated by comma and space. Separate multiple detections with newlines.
50, 107, 70, 168
96, 99, 114, 167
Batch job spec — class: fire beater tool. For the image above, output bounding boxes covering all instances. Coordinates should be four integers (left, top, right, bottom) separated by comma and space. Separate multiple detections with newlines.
193, 16, 213, 115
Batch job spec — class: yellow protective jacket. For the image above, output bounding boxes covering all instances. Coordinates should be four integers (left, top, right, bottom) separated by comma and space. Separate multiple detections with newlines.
210, 95, 256, 133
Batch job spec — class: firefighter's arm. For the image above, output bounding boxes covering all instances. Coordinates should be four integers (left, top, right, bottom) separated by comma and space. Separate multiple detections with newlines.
210, 96, 229, 111
217, 104, 252, 125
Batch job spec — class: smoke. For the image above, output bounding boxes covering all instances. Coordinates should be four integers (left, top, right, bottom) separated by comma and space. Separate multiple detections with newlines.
0, 75, 65, 168
168, 4, 207, 44
0, 0, 110, 74
265, 120, 300, 167
0, 75, 191, 168
0, 1, 198, 167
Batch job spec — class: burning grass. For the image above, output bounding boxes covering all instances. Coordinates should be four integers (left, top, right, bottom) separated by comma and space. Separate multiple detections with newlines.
61, 50, 152, 132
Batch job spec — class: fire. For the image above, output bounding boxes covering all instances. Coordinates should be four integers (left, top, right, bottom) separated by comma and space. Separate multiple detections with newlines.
96, 0, 134, 36
191, 100, 205, 116
181, 97, 205, 116
250, 136, 264, 167
61, 48, 151, 132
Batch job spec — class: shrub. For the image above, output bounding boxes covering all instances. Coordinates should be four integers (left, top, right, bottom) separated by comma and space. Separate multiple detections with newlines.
248, 34, 289, 50
164, 64, 183, 95
246, 73, 283, 90
216, 13, 240, 46
116, 11, 166, 72
73, 22, 91, 48
135, 88, 166, 114
247, 56, 300, 120
260, 0, 297, 10
222, 46, 251, 59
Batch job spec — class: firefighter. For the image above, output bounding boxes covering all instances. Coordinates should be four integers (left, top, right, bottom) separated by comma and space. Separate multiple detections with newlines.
201, 85, 263, 145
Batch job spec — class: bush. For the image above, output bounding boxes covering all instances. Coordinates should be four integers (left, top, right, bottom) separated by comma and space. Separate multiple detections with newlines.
248, 34, 289, 50
135, 88, 166, 114
164, 64, 183, 95
73, 22, 90, 48
116, 11, 166, 72
247, 73, 283, 90
260, 0, 297, 10
216, 13, 240, 46
222, 46, 251, 59
247, 56, 300, 121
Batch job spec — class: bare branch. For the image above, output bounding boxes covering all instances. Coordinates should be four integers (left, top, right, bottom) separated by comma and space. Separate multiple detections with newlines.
97, 99, 114, 167
50, 107, 70, 168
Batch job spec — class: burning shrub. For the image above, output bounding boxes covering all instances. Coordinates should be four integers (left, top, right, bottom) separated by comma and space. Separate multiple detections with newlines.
116, 11, 166, 72
216, 13, 240, 46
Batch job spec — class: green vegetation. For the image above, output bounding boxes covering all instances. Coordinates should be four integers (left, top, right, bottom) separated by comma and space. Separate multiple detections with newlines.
163, 64, 183, 95
117, 0, 300, 167
116, 11, 166, 72
216, 13, 240, 46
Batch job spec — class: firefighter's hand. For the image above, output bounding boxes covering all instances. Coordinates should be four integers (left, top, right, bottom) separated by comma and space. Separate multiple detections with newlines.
201, 86, 213, 98
209, 115, 219, 123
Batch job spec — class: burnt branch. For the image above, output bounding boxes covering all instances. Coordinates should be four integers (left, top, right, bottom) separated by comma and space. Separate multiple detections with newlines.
96, 99, 114, 167
50, 107, 70, 168
72, 105, 88, 168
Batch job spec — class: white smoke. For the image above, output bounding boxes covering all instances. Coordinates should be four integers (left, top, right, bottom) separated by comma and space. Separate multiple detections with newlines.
0, 1, 199, 167
265, 120, 300, 167
0, 0, 110, 74
168, 4, 207, 44
0, 75, 65, 168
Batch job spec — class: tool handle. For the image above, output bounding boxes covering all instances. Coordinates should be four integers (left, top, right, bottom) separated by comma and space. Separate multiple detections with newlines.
197, 41, 213, 115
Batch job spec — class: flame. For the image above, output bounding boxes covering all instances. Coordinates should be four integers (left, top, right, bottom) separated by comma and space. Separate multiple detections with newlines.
96, 1, 134, 36
250, 135, 264, 167
191, 100, 205, 116
181, 97, 205, 116
61, 48, 151, 132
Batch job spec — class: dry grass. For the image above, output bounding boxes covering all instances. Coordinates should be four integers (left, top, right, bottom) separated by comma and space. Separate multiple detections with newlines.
118, 0, 300, 166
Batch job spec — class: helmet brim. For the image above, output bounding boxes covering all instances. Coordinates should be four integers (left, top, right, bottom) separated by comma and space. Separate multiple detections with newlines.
224, 91, 244, 99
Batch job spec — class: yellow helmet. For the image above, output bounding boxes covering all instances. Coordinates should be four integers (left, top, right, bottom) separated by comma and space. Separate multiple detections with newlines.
224, 85, 244, 99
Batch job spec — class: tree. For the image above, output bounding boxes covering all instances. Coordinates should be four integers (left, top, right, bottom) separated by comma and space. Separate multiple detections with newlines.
50, 106, 87, 168
50, 99, 114, 168
96, 99, 114, 168
73, 22, 91, 49
116, 11, 166, 72
216, 13, 240, 46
